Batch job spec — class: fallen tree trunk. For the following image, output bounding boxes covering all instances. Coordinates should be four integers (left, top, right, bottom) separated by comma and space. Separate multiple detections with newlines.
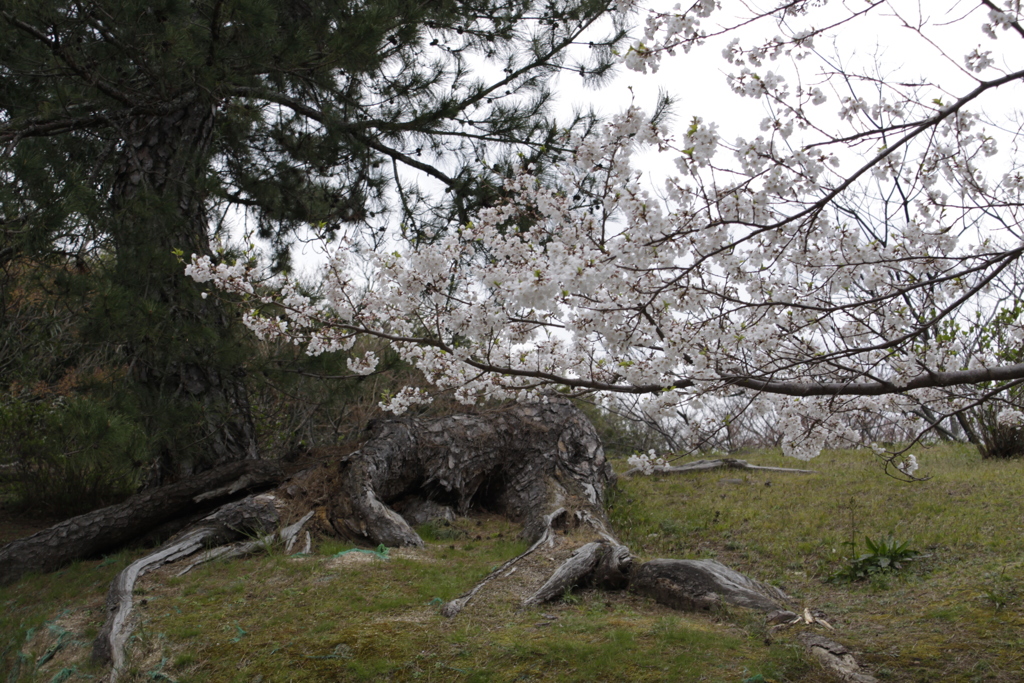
0, 460, 284, 586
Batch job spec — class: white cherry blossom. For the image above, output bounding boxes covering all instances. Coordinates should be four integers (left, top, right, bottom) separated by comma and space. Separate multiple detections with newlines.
189, 1, 1024, 470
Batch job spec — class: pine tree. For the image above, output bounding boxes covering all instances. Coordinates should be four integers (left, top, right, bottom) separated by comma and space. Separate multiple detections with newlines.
0, 0, 625, 480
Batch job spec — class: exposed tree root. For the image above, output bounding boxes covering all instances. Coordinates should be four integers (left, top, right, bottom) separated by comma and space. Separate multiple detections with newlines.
175, 509, 315, 576
86, 399, 616, 668
518, 539, 793, 615
523, 540, 632, 606
94, 505, 317, 678
521, 538, 878, 681
629, 558, 793, 612
442, 507, 567, 618
92, 494, 281, 676
0, 400, 875, 681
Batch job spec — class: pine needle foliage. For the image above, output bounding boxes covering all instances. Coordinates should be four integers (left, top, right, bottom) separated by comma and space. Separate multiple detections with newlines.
0, 0, 628, 475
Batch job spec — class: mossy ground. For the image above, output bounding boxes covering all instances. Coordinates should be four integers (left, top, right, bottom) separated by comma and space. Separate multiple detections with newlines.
3, 442, 1023, 682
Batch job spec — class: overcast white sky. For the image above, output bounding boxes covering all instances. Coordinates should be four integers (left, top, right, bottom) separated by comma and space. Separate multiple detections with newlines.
281, 0, 1023, 273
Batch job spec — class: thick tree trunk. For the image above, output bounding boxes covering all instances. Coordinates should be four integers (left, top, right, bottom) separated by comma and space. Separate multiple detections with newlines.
106, 101, 258, 482
0, 460, 283, 586
302, 400, 615, 548
0, 401, 612, 586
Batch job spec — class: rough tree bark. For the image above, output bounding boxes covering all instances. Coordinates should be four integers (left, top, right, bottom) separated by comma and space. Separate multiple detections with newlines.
91, 494, 282, 672
108, 102, 258, 482
305, 400, 615, 547
0, 460, 283, 586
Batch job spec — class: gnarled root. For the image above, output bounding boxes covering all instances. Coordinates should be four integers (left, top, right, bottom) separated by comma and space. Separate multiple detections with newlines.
317, 400, 615, 549
0, 460, 284, 587
442, 507, 568, 618
522, 539, 878, 682
629, 558, 793, 613
92, 494, 282, 676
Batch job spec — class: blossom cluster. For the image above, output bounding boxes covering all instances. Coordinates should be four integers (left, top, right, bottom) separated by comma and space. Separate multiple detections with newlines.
188, 0, 1024, 465
627, 450, 667, 475
897, 455, 919, 478
997, 409, 1024, 428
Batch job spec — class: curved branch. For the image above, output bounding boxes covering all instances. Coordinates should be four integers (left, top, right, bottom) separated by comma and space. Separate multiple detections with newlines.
726, 362, 1024, 397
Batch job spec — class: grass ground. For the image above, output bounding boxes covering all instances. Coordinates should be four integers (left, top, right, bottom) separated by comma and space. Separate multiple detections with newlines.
2, 441, 1023, 682
608, 442, 1024, 682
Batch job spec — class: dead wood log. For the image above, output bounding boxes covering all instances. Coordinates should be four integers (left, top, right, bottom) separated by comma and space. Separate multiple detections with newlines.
0, 460, 284, 586
92, 494, 281, 674
798, 633, 879, 683
629, 558, 793, 613
622, 458, 816, 478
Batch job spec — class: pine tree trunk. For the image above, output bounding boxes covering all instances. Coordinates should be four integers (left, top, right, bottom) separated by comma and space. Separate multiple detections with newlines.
105, 101, 258, 481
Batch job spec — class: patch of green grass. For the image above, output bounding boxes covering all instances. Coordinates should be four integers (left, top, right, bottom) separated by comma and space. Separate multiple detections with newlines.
317, 537, 357, 556
8, 441, 1024, 682
0, 548, 140, 681
62, 515, 805, 683
608, 442, 1024, 681
416, 519, 468, 541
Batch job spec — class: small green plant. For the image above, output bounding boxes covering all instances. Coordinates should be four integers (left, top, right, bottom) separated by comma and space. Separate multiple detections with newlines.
979, 566, 1017, 610
829, 536, 919, 583
981, 587, 1009, 611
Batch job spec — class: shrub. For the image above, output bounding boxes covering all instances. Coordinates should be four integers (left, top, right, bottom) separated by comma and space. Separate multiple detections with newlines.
0, 396, 145, 516
977, 419, 1024, 460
